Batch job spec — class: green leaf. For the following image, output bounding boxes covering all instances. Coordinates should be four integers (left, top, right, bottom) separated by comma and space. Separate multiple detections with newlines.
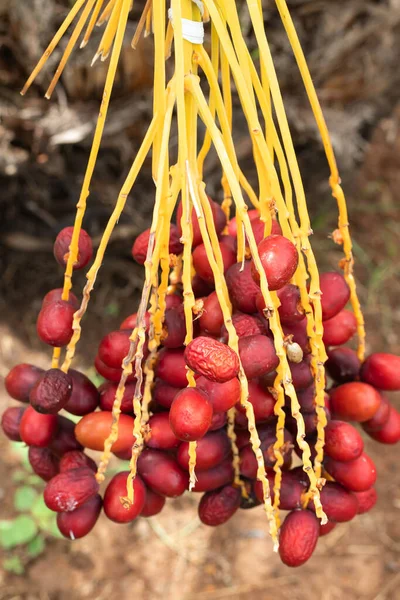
27, 535, 45, 557
38, 515, 63, 539
85, 367, 104, 388
14, 486, 39, 512
12, 470, 28, 483
46, 519, 63, 539
104, 301, 119, 317
3, 556, 24, 575
27, 475, 43, 486
0, 516, 38, 549
10, 443, 30, 467
31, 496, 54, 523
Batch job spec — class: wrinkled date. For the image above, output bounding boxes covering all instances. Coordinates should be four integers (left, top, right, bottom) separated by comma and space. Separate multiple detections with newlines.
184, 337, 240, 383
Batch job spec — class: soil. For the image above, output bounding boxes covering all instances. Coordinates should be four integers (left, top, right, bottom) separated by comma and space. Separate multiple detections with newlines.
1, 1, 400, 599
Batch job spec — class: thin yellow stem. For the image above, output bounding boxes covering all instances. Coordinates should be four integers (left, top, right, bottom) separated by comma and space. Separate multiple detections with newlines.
188, 75, 327, 529
61, 108, 161, 374
46, 0, 97, 99
274, 0, 365, 359
21, 0, 88, 96
93, 0, 123, 63
81, 0, 105, 48
97, 0, 116, 26
131, 0, 152, 49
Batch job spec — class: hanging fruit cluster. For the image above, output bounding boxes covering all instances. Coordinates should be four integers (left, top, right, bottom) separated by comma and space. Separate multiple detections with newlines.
2, 0, 400, 568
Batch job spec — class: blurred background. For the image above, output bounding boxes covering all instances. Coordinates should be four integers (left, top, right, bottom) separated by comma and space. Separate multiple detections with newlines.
1, 0, 400, 598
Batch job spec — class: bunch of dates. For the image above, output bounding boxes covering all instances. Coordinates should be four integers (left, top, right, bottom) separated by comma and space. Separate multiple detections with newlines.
2, 201, 400, 568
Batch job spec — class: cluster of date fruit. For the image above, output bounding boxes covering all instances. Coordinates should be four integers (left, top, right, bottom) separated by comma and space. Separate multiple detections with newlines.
2, 196, 400, 568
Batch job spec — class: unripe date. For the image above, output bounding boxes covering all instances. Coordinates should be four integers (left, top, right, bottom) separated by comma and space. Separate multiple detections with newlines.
152, 380, 182, 409
221, 313, 268, 342
362, 395, 390, 432
94, 355, 136, 383
198, 292, 224, 336
176, 197, 226, 248
236, 380, 275, 422
365, 406, 400, 444
161, 306, 187, 349
310, 482, 358, 523
42, 288, 79, 310
99, 380, 136, 414
75, 412, 136, 453
254, 472, 305, 510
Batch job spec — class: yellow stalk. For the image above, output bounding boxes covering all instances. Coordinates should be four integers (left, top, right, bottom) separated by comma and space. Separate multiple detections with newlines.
124, 86, 176, 504
131, 0, 152, 49
188, 74, 327, 528
151, 0, 166, 181
45, 0, 98, 99
273, 0, 365, 359
97, 84, 176, 491
81, 0, 105, 48
21, 0, 88, 96
61, 108, 161, 374
243, 0, 328, 481
197, 23, 219, 179
48, 0, 131, 368
145, 5, 152, 37
245, 44, 327, 483
219, 21, 232, 214
97, 0, 116, 26
164, 21, 174, 59
196, 182, 243, 492
187, 76, 281, 546
93, 0, 123, 63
